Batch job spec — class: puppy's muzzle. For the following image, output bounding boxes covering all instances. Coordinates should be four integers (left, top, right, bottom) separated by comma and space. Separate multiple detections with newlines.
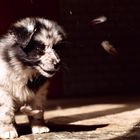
45, 61, 61, 75
54, 62, 60, 69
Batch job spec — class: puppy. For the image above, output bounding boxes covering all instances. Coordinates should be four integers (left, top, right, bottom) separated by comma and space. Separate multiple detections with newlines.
0, 17, 65, 138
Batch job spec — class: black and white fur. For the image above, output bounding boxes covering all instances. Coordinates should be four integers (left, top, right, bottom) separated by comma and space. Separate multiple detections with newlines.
0, 17, 65, 138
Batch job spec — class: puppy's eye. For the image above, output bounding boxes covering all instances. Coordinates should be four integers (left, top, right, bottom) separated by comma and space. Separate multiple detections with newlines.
24, 40, 45, 56
36, 44, 44, 51
35, 44, 45, 55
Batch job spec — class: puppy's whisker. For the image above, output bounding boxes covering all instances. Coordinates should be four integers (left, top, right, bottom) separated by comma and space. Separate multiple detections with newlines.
60, 62, 70, 73
58, 41, 73, 46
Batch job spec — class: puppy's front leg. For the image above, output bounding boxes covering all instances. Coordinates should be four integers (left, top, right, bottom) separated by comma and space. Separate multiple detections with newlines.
30, 86, 50, 134
0, 89, 18, 139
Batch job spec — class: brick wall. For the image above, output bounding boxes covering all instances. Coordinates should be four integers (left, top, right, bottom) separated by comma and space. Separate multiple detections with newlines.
59, 0, 140, 97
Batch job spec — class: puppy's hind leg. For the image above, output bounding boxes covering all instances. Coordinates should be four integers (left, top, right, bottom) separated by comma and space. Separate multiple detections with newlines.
0, 89, 18, 139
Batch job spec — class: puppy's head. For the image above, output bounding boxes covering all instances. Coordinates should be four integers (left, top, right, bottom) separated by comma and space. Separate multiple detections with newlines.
9, 17, 66, 77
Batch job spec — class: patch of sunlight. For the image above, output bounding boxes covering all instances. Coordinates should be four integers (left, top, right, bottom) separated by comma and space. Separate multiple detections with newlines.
71, 108, 140, 140
44, 104, 126, 120
15, 114, 29, 124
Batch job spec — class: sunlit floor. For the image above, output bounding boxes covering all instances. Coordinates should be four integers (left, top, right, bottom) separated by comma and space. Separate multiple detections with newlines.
12, 96, 140, 139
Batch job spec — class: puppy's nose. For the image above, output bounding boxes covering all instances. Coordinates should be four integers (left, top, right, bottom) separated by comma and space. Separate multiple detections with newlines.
52, 58, 60, 69
54, 62, 60, 69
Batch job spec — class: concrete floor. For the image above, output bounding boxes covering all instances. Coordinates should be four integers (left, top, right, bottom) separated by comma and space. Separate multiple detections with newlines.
4, 96, 140, 140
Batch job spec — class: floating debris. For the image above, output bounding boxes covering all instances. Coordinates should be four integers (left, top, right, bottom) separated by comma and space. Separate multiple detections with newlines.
101, 40, 118, 56
91, 16, 107, 25
69, 10, 73, 15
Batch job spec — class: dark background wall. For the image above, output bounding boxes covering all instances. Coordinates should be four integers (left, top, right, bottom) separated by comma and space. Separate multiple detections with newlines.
0, 0, 140, 98
0, 0, 60, 33
59, 0, 140, 97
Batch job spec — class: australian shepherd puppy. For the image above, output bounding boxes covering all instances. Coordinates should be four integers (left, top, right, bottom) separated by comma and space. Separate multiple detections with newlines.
0, 17, 65, 138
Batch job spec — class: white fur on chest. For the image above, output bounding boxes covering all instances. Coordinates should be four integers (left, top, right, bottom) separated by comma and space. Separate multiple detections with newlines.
0, 59, 35, 104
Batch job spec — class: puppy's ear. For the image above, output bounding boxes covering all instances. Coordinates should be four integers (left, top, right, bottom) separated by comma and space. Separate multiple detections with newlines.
8, 25, 36, 48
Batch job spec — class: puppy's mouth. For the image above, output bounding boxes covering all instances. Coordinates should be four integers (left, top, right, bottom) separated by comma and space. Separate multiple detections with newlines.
39, 66, 56, 75
46, 70, 56, 75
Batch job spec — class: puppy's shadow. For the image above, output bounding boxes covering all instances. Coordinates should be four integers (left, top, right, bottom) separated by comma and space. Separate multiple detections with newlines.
16, 124, 32, 136
16, 122, 108, 136
47, 122, 108, 132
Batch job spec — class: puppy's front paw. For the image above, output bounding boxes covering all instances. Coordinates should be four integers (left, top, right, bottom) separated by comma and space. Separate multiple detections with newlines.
0, 125, 18, 139
32, 125, 50, 134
